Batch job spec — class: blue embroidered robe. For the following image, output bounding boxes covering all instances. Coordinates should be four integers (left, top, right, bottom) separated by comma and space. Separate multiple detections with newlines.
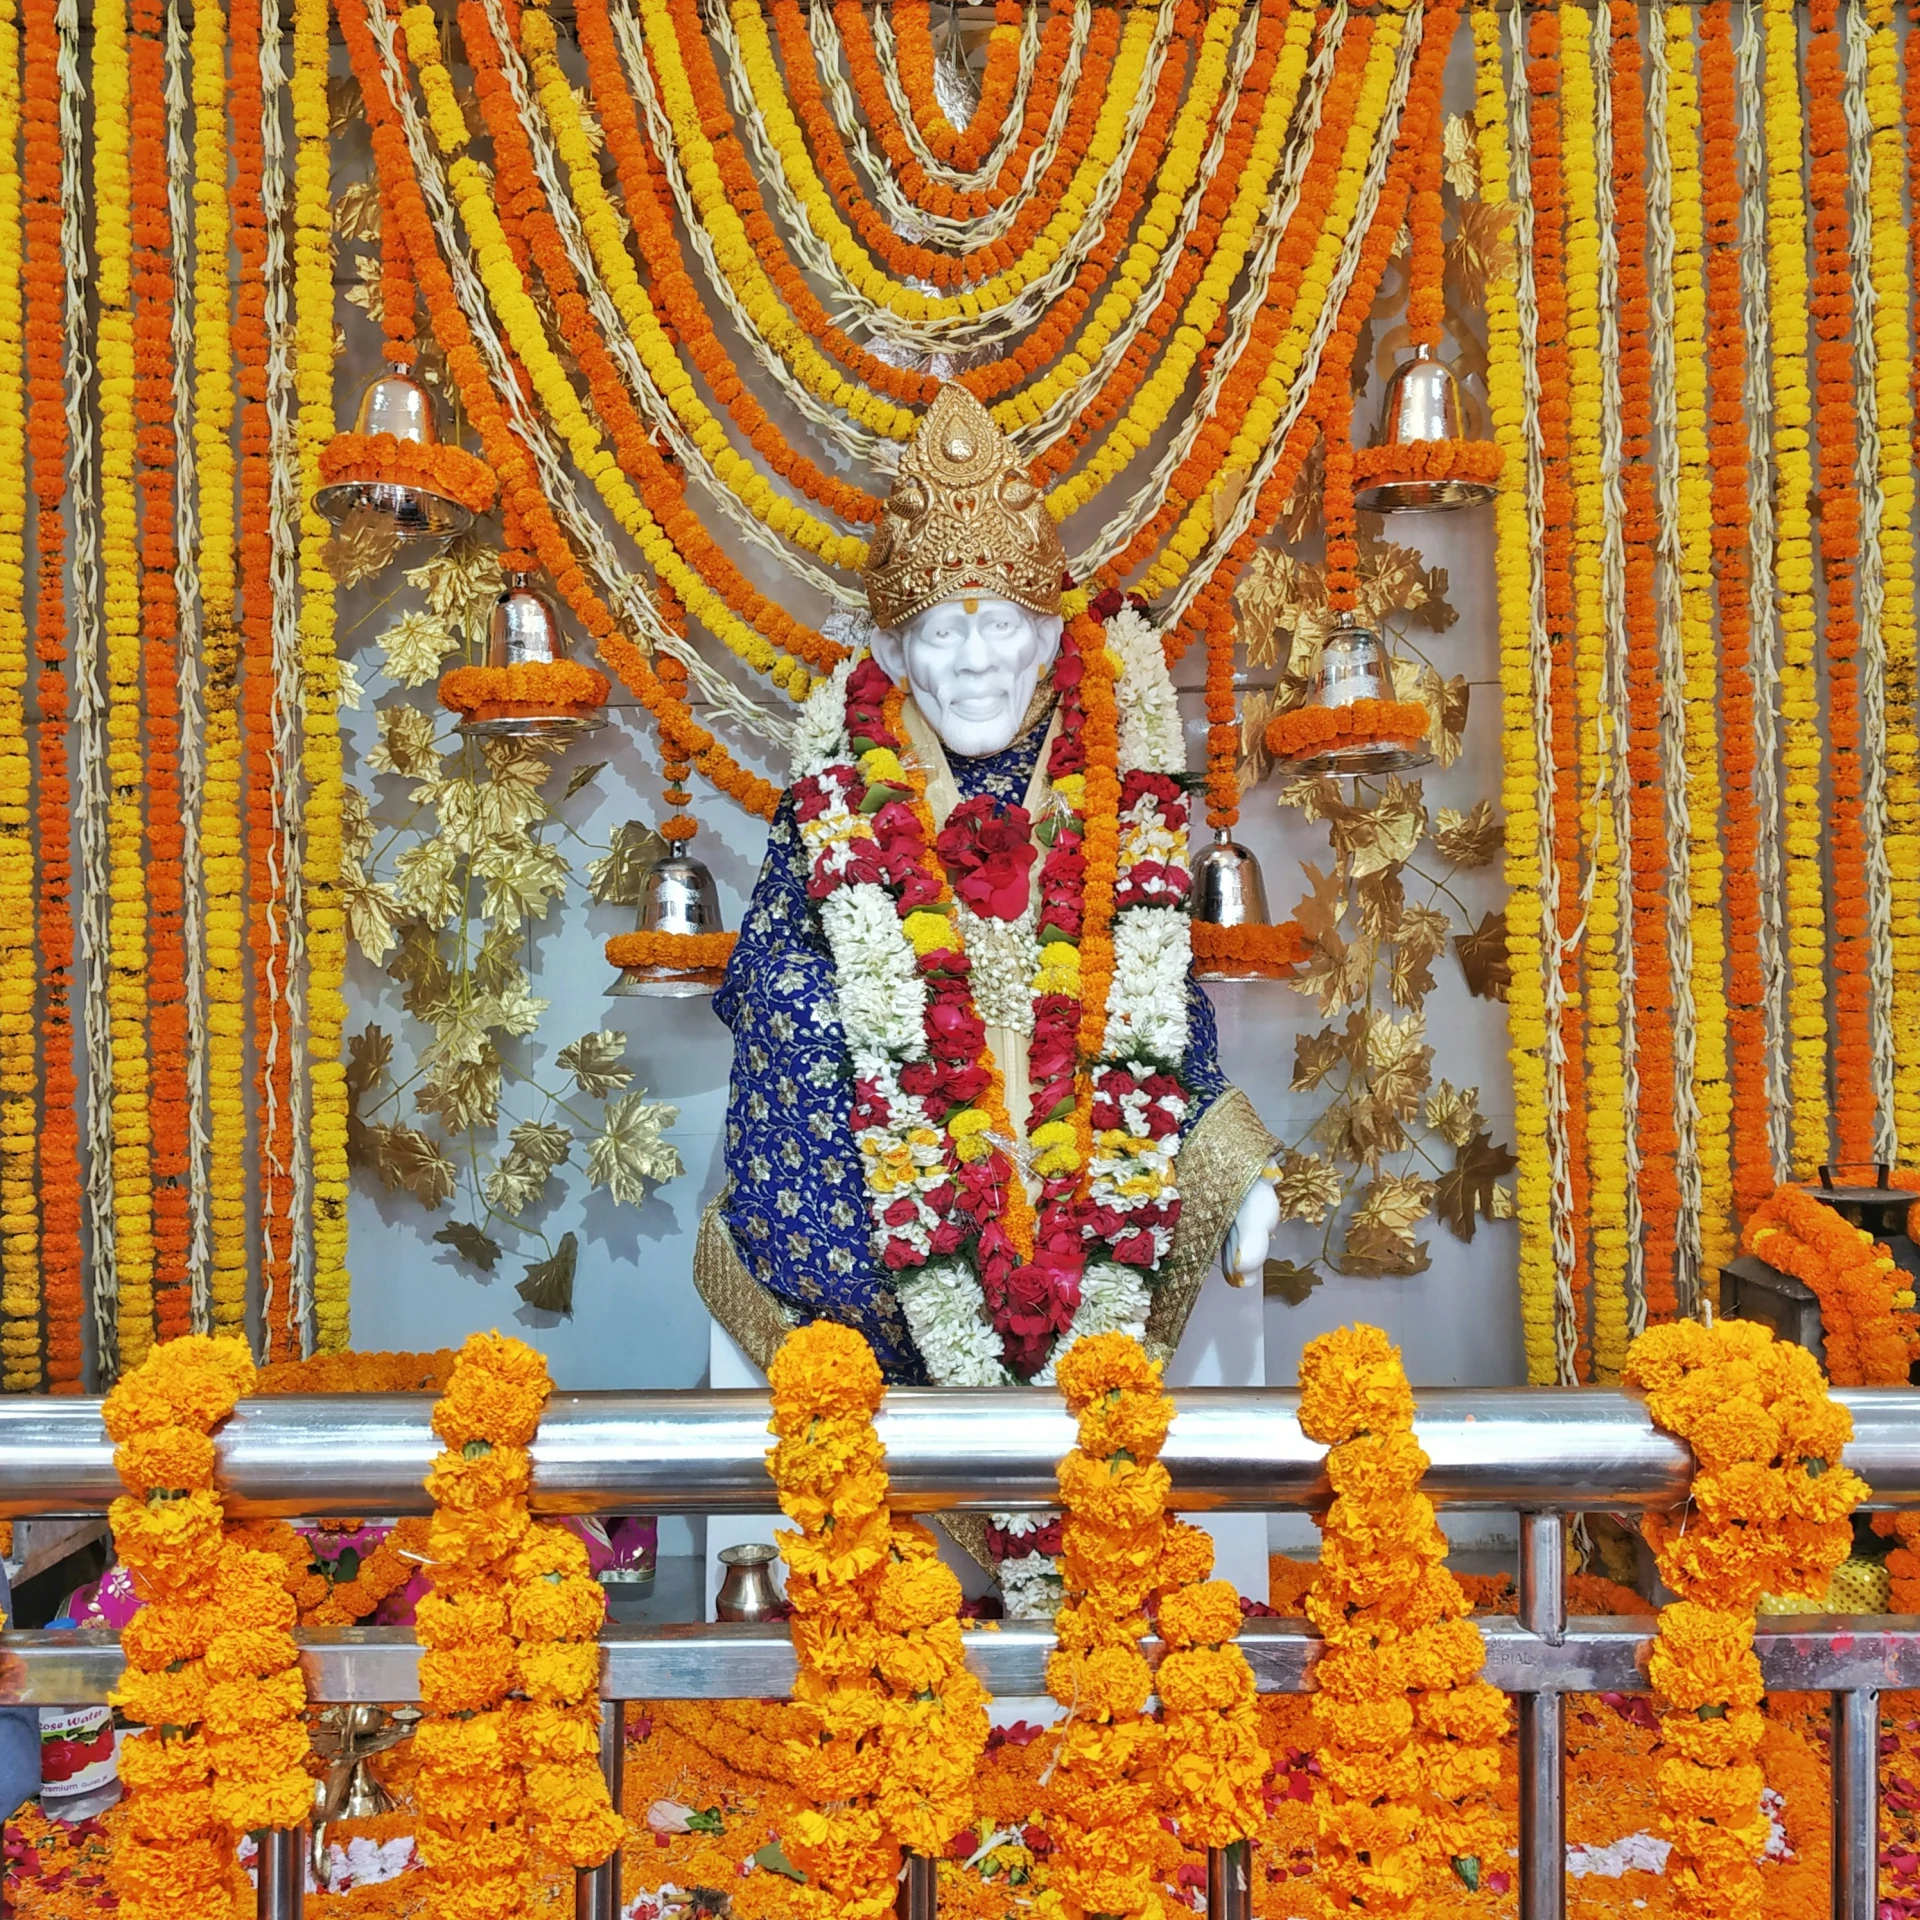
711, 711, 1227, 1382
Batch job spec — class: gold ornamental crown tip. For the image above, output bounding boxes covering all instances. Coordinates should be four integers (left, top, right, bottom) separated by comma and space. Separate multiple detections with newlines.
863, 382, 1068, 634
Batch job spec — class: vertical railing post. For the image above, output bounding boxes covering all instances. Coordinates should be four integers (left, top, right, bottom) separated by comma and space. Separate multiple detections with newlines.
1831, 1688, 1880, 1920
1516, 1511, 1566, 1920
1206, 1838, 1251, 1919
896, 1850, 938, 1919
575, 1697, 628, 1920
257, 1826, 306, 1920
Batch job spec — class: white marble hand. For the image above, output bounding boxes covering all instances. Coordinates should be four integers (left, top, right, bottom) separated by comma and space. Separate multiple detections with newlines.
1221, 1180, 1281, 1288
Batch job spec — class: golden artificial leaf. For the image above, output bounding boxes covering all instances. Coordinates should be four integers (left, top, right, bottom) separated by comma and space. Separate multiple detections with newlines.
1390, 657, 1469, 768
328, 74, 364, 134
1432, 1132, 1520, 1242
334, 178, 383, 246
415, 1046, 503, 1134
393, 837, 466, 926
424, 998, 494, 1073
557, 1030, 636, 1100
1212, 468, 1250, 534
332, 322, 347, 362
365, 703, 445, 779
1432, 799, 1502, 869
345, 1025, 392, 1107
483, 1119, 573, 1217
1359, 1007, 1433, 1121
1355, 867, 1404, 945
1336, 1172, 1434, 1277
1414, 565, 1459, 633
1276, 439, 1325, 546
1353, 540, 1432, 630
473, 920, 524, 997
1283, 777, 1347, 829
343, 252, 383, 323
1390, 904, 1452, 1008
338, 659, 366, 713
1442, 112, 1480, 197
1456, 911, 1512, 1001
1490, 1182, 1517, 1221
1236, 548, 1308, 673
426, 772, 550, 853
389, 920, 453, 1022
323, 511, 400, 588
343, 860, 403, 965
433, 1221, 502, 1271
1237, 685, 1279, 796
1293, 932, 1372, 1018
1272, 1149, 1345, 1226
588, 1090, 684, 1205
1263, 1258, 1323, 1307
564, 760, 608, 800
406, 536, 505, 641
509, 1118, 573, 1171
481, 979, 550, 1039
1423, 1080, 1486, 1151
589, 822, 669, 906
1448, 199, 1517, 312
1317, 779, 1425, 882
378, 611, 460, 689
1322, 1089, 1409, 1167
367, 1122, 457, 1210
475, 836, 571, 922
516, 1233, 578, 1316
480, 736, 562, 792
341, 783, 376, 864
1292, 1028, 1347, 1092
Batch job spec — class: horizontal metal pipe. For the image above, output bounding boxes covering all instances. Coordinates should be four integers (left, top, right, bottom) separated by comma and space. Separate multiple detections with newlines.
6, 1385, 1920, 1520
8, 1614, 1920, 1708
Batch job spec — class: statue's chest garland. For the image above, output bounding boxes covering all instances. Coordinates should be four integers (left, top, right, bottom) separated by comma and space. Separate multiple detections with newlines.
787, 606, 1196, 1385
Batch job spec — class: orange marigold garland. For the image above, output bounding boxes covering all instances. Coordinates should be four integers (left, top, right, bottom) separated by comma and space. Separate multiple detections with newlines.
603, 930, 738, 972
435, 661, 611, 724
1740, 1183, 1918, 1387
1298, 1324, 1510, 1914
1623, 1318, 1866, 1920
1264, 699, 1430, 763
315, 431, 495, 515
105, 1337, 311, 1916
22, 0, 80, 1391
1043, 1332, 1174, 1920
1189, 919, 1309, 980
1807, 0, 1875, 1160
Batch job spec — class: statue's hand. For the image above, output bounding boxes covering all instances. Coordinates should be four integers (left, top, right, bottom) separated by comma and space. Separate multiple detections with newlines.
1222, 1181, 1281, 1288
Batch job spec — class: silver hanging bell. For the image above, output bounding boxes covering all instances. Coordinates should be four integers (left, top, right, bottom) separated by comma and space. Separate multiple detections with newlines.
608, 844, 730, 998
458, 575, 607, 742
1190, 830, 1278, 984
314, 371, 475, 542
1279, 623, 1431, 777
1353, 343, 1497, 514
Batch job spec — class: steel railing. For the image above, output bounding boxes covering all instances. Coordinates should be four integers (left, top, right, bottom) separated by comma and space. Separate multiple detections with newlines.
4, 1385, 1919, 1920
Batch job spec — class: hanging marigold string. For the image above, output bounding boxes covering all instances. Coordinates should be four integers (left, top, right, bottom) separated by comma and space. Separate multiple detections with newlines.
130, 0, 190, 1337
1807, 0, 1874, 1163
0, 0, 35, 1396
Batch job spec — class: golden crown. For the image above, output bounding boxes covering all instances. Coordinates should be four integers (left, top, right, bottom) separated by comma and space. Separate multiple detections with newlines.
862, 384, 1068, 632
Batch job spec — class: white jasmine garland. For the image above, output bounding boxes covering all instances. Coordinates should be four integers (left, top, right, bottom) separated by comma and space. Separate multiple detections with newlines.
896, 1261, 1014, 1386
995, 1552, 1065, 1622
819, 887, 928, 1056
1104, 908, 1193, 1063
790, 656, 859, 777
954, 899, 1040, 1031
1108, 603, 1186, 774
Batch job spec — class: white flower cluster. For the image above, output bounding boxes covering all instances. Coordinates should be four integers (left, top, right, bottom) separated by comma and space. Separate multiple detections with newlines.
1103, 911, 1191, 1063
789, 655, 859, 777
954, 899, 1040, 1031
996, 1552, 1065, 1622
898, 1261, 1014, 1386
1107, 602, 1186, 774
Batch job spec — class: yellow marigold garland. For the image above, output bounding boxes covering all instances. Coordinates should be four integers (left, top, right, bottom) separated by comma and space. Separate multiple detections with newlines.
399, 8, 810, 703
1561, 2, 1626, 1382
1476, 1, 1556, 1387
1761, 0, 1829, 1172
104, 1337, 311, 1917
0, 0, 36, 1393
1044, 1331, 1174, 1920
92, 0, 154, 1368
295, 0, 347, 1351
1298, 1325, 1510, 1915
1865, 0, 1920, 1151
1661, 5, 1734, 1277
1623, 1318, 1865, 1919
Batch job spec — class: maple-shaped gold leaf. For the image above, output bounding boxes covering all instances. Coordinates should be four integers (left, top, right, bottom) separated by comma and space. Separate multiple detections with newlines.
1292, 1028, 1347, 1092
323, 510, 400, 589
1433, 1132, 1519, 1242
1391, 657, 1469, 768
1423, 1080, 1486, 1150
1337, 1173, 1434, 1277
1291, 861, 1347, 947
341, 783, 376, 864
1354, 541, 1432, 629
1433, 799, 1502, 869
1238, 686, 1279, 795
1272, 1149, 1345, 1226
1317, 1089, 1407, 1168
1263, 1258, 1323, 1306
1442, 113, 1480, 197
1490, 1182, 1517, 1221
393, 837, 466, 926
1456, 912, 1512, 1001
589, 1090, 684, 1205
1356, 867, 1404, 945
416, 1047, 503, 1135
1415, 565, 1459, 633
335, 178, 382, 247
1275, 439, 1325, 546
407, 535, 504, 641
1448, 200, 1517, 312
343, 252, 383, 323
367, 1122, 457, 1210
343, 859, 403, 964
1317, 778, 1426, 882
365, 704, 445, 779
1390, 904, 1451, 1008
327, 74, 364, 135
1236, 548, 1319, 673
1293, 932, 1372, 1019
1359, 1008, 1433, 1122
378, 611, 460, 689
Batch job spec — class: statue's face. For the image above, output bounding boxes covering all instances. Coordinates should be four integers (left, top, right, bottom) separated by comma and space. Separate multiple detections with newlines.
871, 596, 1063, 757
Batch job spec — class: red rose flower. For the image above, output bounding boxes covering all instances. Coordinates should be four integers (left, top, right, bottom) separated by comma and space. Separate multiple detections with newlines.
934, 796, 1038, 922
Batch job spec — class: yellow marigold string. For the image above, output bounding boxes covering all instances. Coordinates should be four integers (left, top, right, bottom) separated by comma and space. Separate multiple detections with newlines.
1761, 0, 1829, 1172
105, 1337, 311, 1917
1561, 2, 1625, 1383
295, 0, 347, 1351
1044, 1331, 1174, 1920
1298, 1325, 1510, 1916
1865, 0, 1920, 1151
0, 0, 36, 1393
1475, 1, 1556, 1387
1660, 5, 1734, 1278
1623, 1318, 1865, 1919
